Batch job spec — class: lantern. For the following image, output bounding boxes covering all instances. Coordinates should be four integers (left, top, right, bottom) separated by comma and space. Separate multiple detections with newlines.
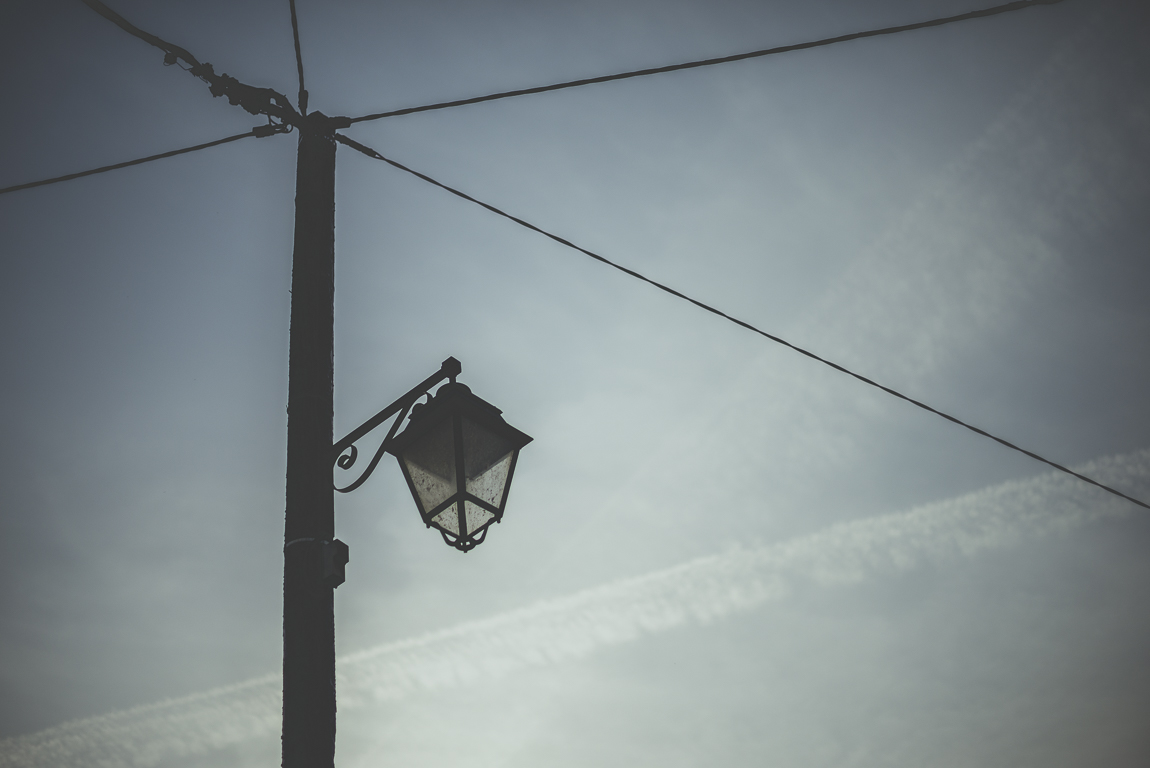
386, 382, 532, 551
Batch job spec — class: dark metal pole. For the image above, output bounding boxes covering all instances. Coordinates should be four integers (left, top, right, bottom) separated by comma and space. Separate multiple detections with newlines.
283, 113, 338, 768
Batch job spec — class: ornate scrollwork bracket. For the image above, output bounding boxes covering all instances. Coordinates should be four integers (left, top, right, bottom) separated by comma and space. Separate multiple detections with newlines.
332, 356, 461, 493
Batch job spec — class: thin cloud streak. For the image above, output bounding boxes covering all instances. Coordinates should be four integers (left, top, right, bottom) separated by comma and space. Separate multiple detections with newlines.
4, 448, 1146, 768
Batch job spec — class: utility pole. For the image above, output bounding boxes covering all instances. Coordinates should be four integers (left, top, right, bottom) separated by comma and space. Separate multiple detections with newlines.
282, 111, 346, 768
76, 7, 349, 765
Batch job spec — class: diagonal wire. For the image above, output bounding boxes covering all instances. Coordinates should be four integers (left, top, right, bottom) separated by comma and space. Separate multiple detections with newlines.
0, 130, 272, 196
347, 0, 1066, 124
334, 133, 1150, 513
80, 0, 297, 123
80, 0, 207, 72
289, 0, 309, 113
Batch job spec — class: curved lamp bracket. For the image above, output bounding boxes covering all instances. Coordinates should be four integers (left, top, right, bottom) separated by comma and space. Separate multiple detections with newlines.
333, 356, 461, 493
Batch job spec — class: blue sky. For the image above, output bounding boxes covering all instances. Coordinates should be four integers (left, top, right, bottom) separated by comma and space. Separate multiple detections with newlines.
2, 1, 1149, 766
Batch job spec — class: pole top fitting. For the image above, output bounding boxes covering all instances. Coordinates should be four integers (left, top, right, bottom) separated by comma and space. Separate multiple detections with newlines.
300, 111, 352, 137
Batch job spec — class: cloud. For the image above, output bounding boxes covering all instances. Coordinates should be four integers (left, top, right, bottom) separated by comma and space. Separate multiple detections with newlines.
4, 448, 1146, 768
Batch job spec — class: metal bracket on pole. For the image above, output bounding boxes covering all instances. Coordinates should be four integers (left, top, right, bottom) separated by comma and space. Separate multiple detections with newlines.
284, 538, 350, 588
332, 357, 461, 493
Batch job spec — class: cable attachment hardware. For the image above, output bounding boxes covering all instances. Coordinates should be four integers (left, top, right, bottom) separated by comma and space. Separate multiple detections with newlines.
252, 119, 293, 139
206, 72, 296, 121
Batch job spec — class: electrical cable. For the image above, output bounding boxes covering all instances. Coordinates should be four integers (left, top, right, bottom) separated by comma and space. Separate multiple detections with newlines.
334, 133, 1150, 513
289, 0, 309, 113
347, 0, 1066, 124
79, 0, 207, 73
0, 129, 273, 196
80, 0, 298, 124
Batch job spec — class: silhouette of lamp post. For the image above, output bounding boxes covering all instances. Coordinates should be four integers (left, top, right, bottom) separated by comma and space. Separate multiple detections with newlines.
332, 356, 533, 554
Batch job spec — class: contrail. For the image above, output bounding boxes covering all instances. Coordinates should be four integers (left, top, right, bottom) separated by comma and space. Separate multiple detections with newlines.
3, 448, 1146, 768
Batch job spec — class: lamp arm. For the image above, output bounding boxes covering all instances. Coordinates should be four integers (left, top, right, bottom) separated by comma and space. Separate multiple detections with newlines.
332, 356, 461, 492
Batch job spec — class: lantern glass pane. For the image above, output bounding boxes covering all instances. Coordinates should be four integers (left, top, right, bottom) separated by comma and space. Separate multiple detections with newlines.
466, 452, 513, 509
461, 418, 516, 504
464, 502, 495, 534
432, 503, 461, 535
401, 418, 456, 514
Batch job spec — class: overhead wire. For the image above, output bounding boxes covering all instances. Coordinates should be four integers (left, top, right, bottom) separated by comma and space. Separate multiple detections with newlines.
0, 129, 273, 196
347, 0, 1066, 124
289, 0, 309, 113
80, 0, 298, 125
79, 0, 206, 73
333, 133, 1150, 513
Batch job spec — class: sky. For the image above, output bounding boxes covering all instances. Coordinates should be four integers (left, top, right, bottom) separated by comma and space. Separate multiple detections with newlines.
1, 0, 1149, 766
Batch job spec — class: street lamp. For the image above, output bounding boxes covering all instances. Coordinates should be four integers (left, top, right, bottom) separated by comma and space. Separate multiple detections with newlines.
333, 356, 532, 552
